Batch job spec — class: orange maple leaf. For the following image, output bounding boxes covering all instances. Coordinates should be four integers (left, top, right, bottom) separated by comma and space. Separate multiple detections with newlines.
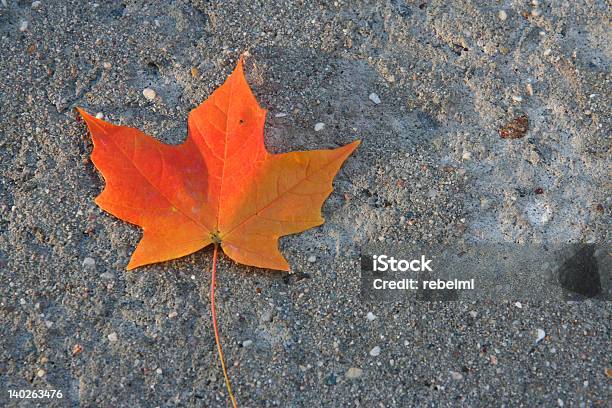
78, 56, 359, 272
78, 55, 358, 407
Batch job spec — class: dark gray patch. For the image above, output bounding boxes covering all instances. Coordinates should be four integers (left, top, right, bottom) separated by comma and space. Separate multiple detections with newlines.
557, 245, 602, 299
416, 111, 439, 130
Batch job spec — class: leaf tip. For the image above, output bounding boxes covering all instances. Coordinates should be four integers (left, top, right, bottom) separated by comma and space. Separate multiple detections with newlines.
76, 107, 96, 124
238, 50, 250, 64
342, 139, 361, 156
235, 53, 246, 73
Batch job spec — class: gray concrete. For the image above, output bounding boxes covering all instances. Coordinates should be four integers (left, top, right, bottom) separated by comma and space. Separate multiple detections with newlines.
0, 1, 609, 407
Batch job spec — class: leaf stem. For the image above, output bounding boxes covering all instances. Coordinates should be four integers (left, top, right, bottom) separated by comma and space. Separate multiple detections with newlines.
210, 243, 238, 408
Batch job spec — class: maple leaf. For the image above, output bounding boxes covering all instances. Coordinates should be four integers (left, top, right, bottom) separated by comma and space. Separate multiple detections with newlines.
78, 57, 359, 272
79, 56, 358, 407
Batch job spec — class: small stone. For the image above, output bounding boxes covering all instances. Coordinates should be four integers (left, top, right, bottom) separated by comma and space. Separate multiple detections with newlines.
531, 8, 541, 17
514, 301, 523, 309
19, 298, 26, 305
512, 95, 523, 102
36, 369, 45, 378
307, 255, 316, 263
44, 320, 53, 328
498, 10, 508, 21
557, 399, 564, 407
95, 112, 104, 119
107, 332, 118, 342
314, 122, 325, 132
31, 1, 41, 9
190, 67, 199, 78
345, 367, 363, 379
100, 272, 114, 280
242, 339, 253, 347
82, 257, 96, 268
369, 346, 381, 357
103, 62, 112, 69
19, 20, 28, 32
499, 115, 529, 139
462, 151, 471, 160
274, 112, 287, 118
450, 371, 464, 381
366, 312, 377, 321
168, 311, 178, 319
368, 92, 381, 104
72, 344, 83, 356
469, 310, 477, 318
260, 309, 273, 323
156, 368, 163, 375
535, 328, 545, 343
526, 83, 534, 96
543, 48, 552, 56
143, 88, 156, 101
324, 373, 337, 386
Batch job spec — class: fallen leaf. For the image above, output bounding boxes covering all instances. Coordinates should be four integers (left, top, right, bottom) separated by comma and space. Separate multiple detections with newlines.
78, 56, 359, 271
79, 55, 358, 407
499, 114, 529, 139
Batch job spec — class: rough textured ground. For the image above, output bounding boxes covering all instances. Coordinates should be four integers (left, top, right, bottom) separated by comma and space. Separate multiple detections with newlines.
0, 0, 610, 407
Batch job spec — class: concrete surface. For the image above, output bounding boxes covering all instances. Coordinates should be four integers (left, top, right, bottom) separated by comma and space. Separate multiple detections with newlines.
0, 0, 609, 407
